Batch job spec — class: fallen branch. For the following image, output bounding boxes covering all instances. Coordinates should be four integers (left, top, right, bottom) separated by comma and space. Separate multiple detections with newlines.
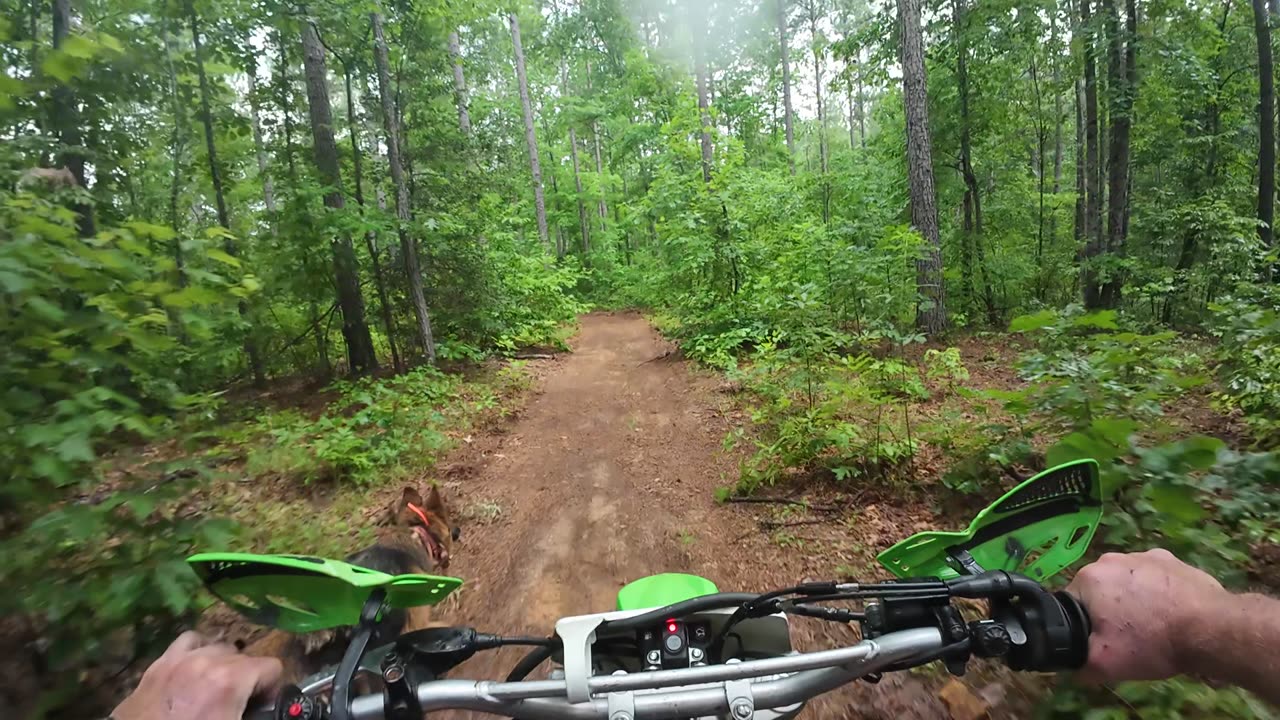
734, 518, 833, 542
724, 497, 843, 512
513, 352, 556, 360
758, 518, 830, 529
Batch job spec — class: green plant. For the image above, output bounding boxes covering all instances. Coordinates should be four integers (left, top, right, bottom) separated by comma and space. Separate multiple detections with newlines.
1212, 289, 1280, 447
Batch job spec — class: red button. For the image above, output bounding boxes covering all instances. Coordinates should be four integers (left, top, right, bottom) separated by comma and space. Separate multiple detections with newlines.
287, 702, 304, 718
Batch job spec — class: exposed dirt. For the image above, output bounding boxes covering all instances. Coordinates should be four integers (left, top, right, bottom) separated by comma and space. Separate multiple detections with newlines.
426, 312, 1014, 719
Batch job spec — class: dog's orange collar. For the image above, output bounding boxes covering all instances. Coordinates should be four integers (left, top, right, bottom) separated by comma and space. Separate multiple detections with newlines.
406, 502, 446, 568
406, 502, 432, 527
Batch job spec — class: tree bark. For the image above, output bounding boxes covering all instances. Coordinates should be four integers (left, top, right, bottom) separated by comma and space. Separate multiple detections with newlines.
846, 73, 856, 151
343, 62, 401, 373
246, 67, 275, 216
953, 0, 995, 324
778, 0, 797, 173
1080, 0, 1105, 307
564, 62, 591, 258
899, 0, 946, 334
587, 60, 608, 229
448, 31, 472, 136
509, 12, 551, 248
373, 12, 436, 364
163, 26, 187, 290
276, 30, 331, 377
188, 0, 265, 384
301, 22, 378, 374
1099, 0, 1135, 308
696, 57, 714, 183
51, 0, 94, 237
855, 51, 867, 148
806, 0, 830, 223
1254, 0, 1276, 277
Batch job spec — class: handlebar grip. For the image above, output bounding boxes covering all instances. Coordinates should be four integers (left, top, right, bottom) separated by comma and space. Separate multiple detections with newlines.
995, 588, 1091, 672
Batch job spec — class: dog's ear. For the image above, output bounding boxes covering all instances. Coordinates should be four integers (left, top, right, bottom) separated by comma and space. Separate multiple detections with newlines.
388, 486, 425, 524
425, 485, 446, 514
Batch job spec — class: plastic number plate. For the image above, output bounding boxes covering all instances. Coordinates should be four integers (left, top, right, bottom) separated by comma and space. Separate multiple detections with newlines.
188, 553, 463, 633
877, 459, 1102, 581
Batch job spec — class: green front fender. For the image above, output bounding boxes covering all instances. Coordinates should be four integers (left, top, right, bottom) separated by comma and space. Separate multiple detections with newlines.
617, 573, 719, 611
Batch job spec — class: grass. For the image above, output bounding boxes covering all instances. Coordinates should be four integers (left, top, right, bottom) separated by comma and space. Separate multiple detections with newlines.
193, 360, 535, 561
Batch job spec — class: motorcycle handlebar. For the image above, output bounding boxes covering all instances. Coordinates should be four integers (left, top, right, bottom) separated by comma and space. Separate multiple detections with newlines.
246, 578, 1091, 720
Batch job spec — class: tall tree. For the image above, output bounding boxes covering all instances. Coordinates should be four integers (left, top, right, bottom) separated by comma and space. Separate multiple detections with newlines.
1079, 0, 1105, 307
696, 56, 714, 184
372, 12, 436, 364
246, 66, 275, 216
564, 64, 591, 258
778, 0, 797, 173
1097, 0, 1136, 307
187, 0, 265, 384
952, 0, 996, 324
1254, 0, 1275, 276
448, 31, 472, 136
301, 21, 378, 374
899, 0, 946, 334
804, 0, 830, 223
509, 12, 551, 248
340, 56, 401, 372
51, 0, 94, 237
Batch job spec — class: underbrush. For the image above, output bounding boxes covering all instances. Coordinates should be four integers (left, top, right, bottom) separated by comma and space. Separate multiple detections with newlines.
1, 358, 534, 718
676, 303, 1280, 717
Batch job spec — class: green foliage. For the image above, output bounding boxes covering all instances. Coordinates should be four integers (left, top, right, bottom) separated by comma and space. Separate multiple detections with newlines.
0, 193, 244, 691
1047, 678, 1277, 719
1005, 307, 1206, 433
245, 368, 462, 484
1212, 289, 1280, 447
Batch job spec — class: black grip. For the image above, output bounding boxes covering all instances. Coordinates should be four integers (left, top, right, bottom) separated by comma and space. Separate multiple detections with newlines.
995, 587, 1091, 672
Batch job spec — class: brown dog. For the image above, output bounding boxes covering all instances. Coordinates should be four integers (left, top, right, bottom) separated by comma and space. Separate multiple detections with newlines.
247, 485, 459, 683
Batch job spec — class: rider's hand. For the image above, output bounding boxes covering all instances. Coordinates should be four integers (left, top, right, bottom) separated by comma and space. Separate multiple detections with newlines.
1067, 548, 1227, 684
111, 631, 283, 720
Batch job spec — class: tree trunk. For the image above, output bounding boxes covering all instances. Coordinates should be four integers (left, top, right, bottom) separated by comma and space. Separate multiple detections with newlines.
1074, 76, 1086, 248
188, 0, 265, 385
246, 67, 275, 216
373, 12, 436, 364
448, 31, 473, 136
51, 0, 94, 237
1080, 0, 1105, 307
807, 1, 830, 223
899, 0, 946, 334
1255, 0, 1276, 277
343, 62, 401, 373
953, 0, 995, 324
301, 22, 378, 374
846, 73, 856, 151
696, 57, 714, 183
276, 31, 331, 377
163, 26, 187, 291
856, 51, 867, 148
509, 12, 551, 248
565, 62, 591, 258
587, 60, 608, 229
1099, 0, 1135, 308
778, 0, 797, 173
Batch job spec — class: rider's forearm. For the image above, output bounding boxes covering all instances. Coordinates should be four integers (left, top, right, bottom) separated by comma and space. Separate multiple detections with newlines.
1179, 591, 1280, 705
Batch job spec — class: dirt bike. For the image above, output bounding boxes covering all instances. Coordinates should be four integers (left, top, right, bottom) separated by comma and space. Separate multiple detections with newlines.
188, 458, 1101, 720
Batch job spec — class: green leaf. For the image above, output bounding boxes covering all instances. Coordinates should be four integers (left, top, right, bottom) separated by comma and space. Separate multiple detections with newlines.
1009, 310, 1057, 333
206, 248, 241, 267
55, 433, 94, 464
1148, 483, 1205, 523
1170, 436, 1225, 470
1074, 311, 1119, 330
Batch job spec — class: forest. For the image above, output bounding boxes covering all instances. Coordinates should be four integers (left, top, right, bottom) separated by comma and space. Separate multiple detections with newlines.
3, 0, 1280, 714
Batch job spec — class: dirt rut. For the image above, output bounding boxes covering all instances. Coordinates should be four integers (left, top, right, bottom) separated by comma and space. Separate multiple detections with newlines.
434, 312, 954, 719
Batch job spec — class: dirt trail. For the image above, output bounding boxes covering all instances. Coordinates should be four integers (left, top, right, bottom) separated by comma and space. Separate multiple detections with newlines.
433, 313, 969, 719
